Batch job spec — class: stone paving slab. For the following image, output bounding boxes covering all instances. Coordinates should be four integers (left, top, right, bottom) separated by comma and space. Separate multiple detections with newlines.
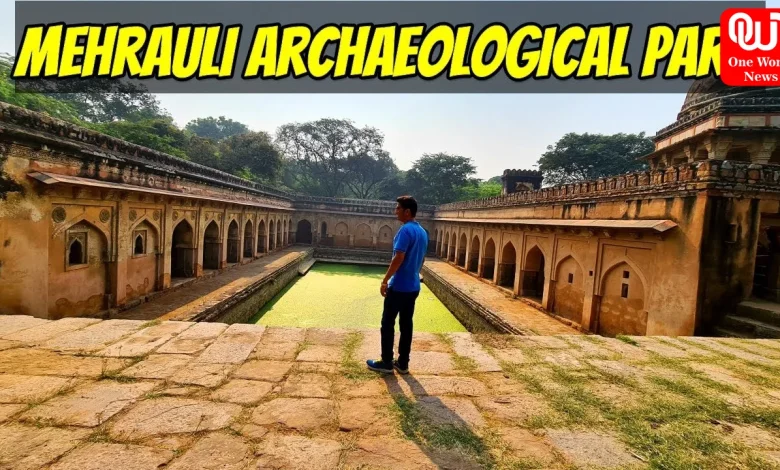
167, 433, 253, 470
0, 348, 128, 377
1, 317, 100, 344
546, 430, 644, 468
0, 403, 24, 422
156, 321, 228, 354
0, 374, 80, 403
0, 424, 90, 470
195, 323, 265, 364
49, 442, 174, 470
255, 433, 342, 470
169, 362, 236, 387
122, 353, 193, 379
0, 318, 779, 470
110, 397, 243, 440
19, 379, 157, 427
0, 315, 50, 336
39, 319, 144, 353
234, 360, 293, 382
97, 321, 193, 357
252, 397, 336, 431
211, 379, 273, 405
447, 332, 502, 372
0, 339, 20, 351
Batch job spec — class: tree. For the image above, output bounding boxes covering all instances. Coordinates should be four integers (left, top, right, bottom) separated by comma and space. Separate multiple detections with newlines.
275, 118, 386, 197
185, 116, 250, 141
456, 180, 503, 200
405, 152, 478, 205
0, 54, 83, 122
536, 132, 653, 185
3, 53, 166, 124
219, 131, 282, 182
186, 135, 222, 169
343, 151, 398, 199
96, 115, 189, 159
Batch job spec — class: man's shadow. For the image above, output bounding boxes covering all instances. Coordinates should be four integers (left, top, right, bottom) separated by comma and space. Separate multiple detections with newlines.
380, 371, 494, 470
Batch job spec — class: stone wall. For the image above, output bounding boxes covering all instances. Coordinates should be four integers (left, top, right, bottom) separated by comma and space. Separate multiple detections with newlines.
195, 249, 313, 324
421, 266, 511, 334
431, 160, 780, 336
313, 247, 393, 265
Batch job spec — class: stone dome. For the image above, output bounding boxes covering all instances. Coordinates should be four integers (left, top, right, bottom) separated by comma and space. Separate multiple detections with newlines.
677, 77, 773, 121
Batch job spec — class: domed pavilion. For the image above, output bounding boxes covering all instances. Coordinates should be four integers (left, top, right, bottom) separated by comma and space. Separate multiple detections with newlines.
645, 78, 780, 171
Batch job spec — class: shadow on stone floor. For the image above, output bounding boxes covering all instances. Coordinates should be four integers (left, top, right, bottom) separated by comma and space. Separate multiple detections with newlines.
382, 373, 491, 470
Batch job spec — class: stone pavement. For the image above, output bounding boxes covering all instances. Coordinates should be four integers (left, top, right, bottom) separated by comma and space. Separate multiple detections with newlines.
115, 247, 310, 321
1, 315, 780, 469
423, 258, 579, 336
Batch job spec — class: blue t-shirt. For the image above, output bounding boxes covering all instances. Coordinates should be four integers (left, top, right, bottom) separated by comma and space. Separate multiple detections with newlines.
388, 221, 428, 292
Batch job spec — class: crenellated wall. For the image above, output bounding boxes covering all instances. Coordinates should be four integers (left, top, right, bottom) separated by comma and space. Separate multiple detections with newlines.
3, 94, 780, 338
431, 160, 780, 337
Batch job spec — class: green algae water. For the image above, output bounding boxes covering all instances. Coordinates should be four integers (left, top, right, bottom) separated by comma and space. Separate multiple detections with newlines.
250, 262, 467, 332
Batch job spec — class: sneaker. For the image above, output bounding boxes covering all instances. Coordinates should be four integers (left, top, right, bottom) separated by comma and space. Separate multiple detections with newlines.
366, 359, 393, 374
393, 360, 409, 374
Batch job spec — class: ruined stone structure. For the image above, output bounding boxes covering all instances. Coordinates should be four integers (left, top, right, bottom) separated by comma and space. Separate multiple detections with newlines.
501, 169, 543, 195
434, 82, 780, 337
2, 80, 780, 338
0, 102, 435, 320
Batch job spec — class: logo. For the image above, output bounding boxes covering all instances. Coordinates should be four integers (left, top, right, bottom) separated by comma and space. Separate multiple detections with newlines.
721, 8, 780, 86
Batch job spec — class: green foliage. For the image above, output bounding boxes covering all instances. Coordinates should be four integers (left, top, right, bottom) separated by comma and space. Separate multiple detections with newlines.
456, 180, 503, 201
405, 152, 479, 204
537, 131, 653, 185
0, 54, 82, 122
275, 118, 390, 197
219, 131, 282, 182
185, 116, 250, 140
95, 115, 190, 159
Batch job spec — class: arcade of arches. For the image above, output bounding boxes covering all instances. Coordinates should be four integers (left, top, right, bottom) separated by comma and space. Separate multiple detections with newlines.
431, 224, 652, 336
4, 83, 780, 338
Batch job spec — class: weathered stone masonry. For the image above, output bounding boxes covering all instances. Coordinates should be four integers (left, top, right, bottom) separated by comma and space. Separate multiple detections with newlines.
0, 103, 436, 321
430, 82, 780, 337
2, 80, 780, 339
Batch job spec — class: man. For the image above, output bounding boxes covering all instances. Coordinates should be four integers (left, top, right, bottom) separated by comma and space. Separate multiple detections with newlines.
367, 195, 428, 375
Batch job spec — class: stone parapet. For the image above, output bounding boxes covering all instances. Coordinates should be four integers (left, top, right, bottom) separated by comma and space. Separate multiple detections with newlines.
436, 160, 780, 212
656, 89, 780, 141
0, 102, 296, 203
294, 195, 436, 218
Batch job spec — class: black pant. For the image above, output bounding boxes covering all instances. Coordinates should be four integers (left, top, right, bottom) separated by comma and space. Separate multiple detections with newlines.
381, 287, 419, 367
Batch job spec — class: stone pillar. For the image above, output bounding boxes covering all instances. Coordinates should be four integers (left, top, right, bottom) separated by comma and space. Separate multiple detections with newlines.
372, 235, 377, 249
111, 196, 130, 308
265, 216, 270, 253
238, 214, 245, 265
349, 235, 354, 247
160, 201, 173, 289
705, 135, 733, 160
195, 209, 204, 277
220, 209, 229, 269
749, 136, 778, 164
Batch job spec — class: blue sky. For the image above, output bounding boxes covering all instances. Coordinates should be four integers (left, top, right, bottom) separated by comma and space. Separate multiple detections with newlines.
1, 0, 773, 179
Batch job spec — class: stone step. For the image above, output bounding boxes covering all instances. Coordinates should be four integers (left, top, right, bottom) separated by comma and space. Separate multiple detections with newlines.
713, 326, 754, 339
720, 315, 780, 339
736, 299, 780, 325
298, 259, 316, 275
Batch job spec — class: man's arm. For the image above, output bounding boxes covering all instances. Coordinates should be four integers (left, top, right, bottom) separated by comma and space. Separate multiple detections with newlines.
382, 251, 406, 286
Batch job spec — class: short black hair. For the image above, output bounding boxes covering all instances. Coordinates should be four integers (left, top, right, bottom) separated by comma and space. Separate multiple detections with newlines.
396, 195, 418, 217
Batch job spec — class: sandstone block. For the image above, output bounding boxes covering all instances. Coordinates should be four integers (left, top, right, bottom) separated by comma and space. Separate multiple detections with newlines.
0, 424, 89, 470
196, 323, 265, 364
156, 322, 228, 354
110, 397, 242, 440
